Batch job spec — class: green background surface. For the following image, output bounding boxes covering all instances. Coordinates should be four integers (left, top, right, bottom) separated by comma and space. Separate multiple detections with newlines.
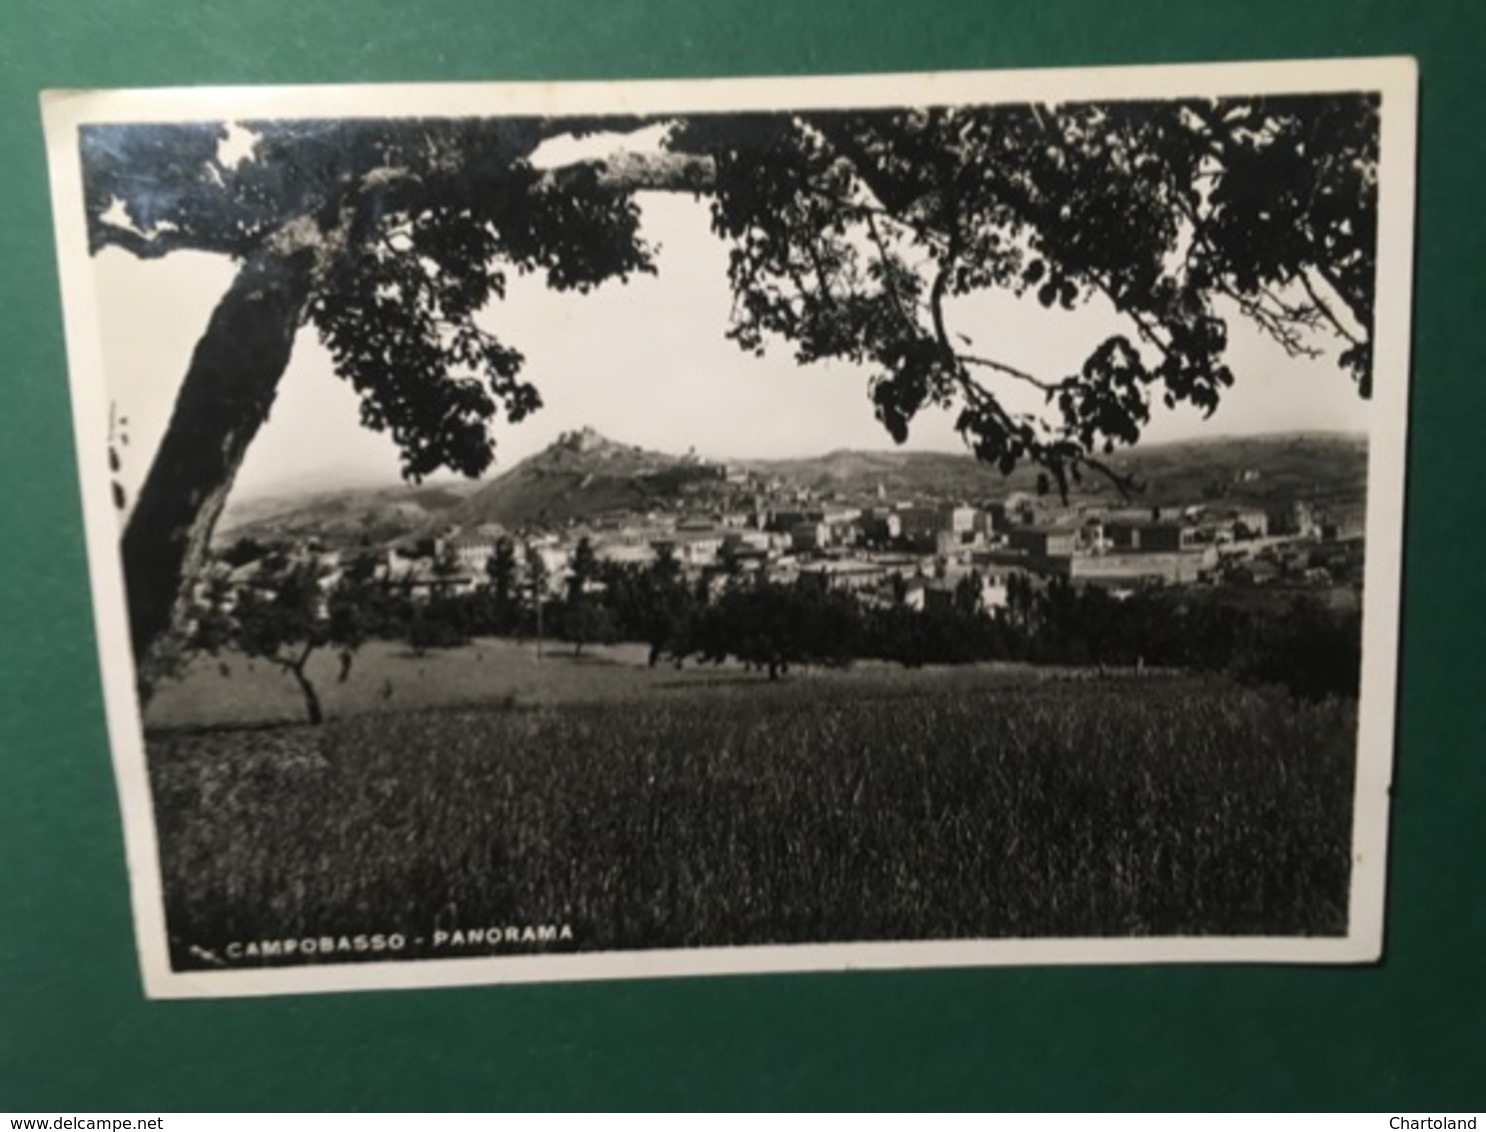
1, 0, 1481, 1112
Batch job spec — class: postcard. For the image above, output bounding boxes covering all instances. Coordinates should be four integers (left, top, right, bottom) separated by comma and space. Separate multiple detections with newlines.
42, 58, 1417, 997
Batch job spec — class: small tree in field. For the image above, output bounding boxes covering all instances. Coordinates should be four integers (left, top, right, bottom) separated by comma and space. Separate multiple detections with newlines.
563, 600, 618, 658
567, 536, 599, 603
485, 536, 519, 631
197, 556, 368, 724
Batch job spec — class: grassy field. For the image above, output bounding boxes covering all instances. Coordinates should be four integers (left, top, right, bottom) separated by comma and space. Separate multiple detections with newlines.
144, 645, 1358, 969
144, 637, 1073, 726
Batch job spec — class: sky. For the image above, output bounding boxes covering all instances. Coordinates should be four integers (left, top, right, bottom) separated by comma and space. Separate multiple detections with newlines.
92, 185, 1371, 509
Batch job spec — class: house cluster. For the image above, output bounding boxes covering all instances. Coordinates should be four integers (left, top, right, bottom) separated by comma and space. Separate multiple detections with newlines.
969, 494, 1367, 592
333, 484, 1366, 614
382, 497, 1004, 612
207, 448, 1365, 620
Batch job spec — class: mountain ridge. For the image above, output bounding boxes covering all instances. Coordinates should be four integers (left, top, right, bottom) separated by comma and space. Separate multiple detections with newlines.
217, 427, 1369, 547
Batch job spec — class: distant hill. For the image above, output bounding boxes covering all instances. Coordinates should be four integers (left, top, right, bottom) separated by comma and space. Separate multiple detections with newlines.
1062, 432, 1368, 512
217, 480, 483, 547
741, 431, 1367, 511
218, 428, 1368, 545
443, 427, 732, 530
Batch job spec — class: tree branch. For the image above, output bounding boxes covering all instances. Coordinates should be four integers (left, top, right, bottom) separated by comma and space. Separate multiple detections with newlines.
1081, 267, 1177, 361
90, 221, 247, 261
1075, 453, 1144, 498
805, 116, 924, 217
537, 150, 717, 194
1298, 266, 1365, 346
1307, 258, 1369, 336
1221, 281, 1323, 359
959, 353, 1062, 393
928, 250, 957, 358
862, 211, 919, 334
1168, 168, 1368, 356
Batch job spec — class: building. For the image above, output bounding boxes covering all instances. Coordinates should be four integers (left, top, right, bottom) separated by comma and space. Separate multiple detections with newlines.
1007, 526, 1081, 559
943, 504, 979, 537
938, 564, 1011, 611
437, 535, 497, 574
921, 582, 959, 614
1225, 508, 1269, 540
895, 504, 942, 541
768, 507, 825, 533
1267, 501, 1319, 538
1065, 547, 1216, 586
1319, 509, 1365, 542
798, 558, 887, 594
526, 542, 570, 579
593, 540, 654, 566
789, 521, 830, 553
655, 530, 724, 566
822, 505, 863, 525
722, 529, 769, 550
860, 509, 902, 545
1104, 519, 1200, 553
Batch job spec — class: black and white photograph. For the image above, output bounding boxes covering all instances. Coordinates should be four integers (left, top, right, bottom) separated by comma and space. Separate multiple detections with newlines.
42, 59, 1416, 997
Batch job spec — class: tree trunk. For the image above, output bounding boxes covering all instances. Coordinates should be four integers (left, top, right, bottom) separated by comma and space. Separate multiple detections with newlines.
289, 660, 324, 725
121, 246, 316, 692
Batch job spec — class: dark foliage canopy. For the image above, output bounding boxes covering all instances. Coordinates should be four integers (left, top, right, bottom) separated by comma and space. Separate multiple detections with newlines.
86, 116, 656, 481
83, 94, 1379, 668
87, 96, 1376, 489
671, 95, 1376, 493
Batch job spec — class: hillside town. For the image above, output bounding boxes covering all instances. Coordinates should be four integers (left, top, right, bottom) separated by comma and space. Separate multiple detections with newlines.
210, 428, 1367, 620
